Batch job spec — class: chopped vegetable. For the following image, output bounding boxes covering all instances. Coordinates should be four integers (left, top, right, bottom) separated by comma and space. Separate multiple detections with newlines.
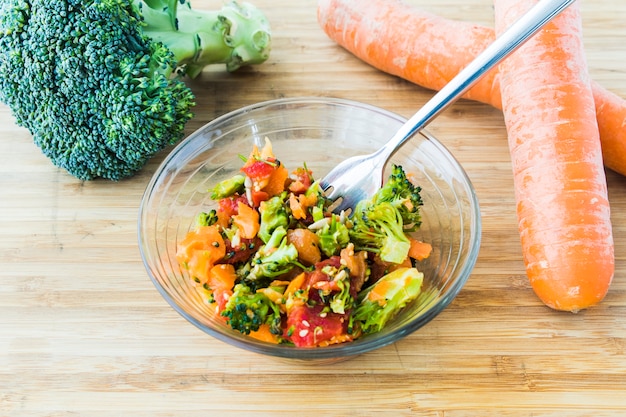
316, 0, 626, 177
175, 139, 431, 346
221, 283, 283, 336
494, 0, 614, 311
349, 165, 424, 264
176, 225, 226, 284
232, 201, 260, 240
0, 0, 271, 180
353, 267, 423, 334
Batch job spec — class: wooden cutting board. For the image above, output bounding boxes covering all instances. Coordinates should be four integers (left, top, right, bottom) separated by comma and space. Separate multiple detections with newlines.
1, 0, 625, 415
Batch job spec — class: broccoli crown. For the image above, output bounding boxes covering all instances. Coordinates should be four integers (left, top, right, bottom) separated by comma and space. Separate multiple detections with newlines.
349, 201, 411, 264
348, 165, 424, 264
0, 0, 271, 180
353, 267, 423, 334
0, 0, 194, 180
136, 0, 271, 77
221, 283, 282, 335
373, 164, 423, 229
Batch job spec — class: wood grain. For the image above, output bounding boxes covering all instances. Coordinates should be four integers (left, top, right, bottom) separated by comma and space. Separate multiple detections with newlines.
1, 0, 625, 415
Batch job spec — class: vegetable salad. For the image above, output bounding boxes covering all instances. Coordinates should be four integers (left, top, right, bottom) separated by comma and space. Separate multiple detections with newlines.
176, 139, 432, 347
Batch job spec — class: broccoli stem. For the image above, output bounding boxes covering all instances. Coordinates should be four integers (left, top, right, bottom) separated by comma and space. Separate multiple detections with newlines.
135, 0, 271, 78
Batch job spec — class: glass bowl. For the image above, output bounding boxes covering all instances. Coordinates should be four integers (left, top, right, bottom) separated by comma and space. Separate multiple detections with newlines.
138, 97, 481, 363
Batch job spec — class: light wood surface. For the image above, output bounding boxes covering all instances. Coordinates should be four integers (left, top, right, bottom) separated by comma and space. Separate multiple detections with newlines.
1, 0, 625, 415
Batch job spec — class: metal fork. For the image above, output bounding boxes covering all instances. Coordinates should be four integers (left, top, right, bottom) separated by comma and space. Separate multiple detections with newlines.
320, 0, 576, 213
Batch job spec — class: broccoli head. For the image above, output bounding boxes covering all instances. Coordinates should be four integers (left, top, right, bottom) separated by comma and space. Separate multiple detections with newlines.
221, 283, 282, 335
372, 164, 424, 229
349, 201, 411, 264
0, 0, 271, 180
353, 267, 423, 335
348, 165, 424, 264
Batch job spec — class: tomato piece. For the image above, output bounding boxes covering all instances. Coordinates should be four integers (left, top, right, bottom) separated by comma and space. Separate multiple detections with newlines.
289, 166, 313, 193
285, 304, 349, 347
222, 237, 263, 265
218, 195, 248, 217
241, 159, 275, 180
250, 189, 269, 207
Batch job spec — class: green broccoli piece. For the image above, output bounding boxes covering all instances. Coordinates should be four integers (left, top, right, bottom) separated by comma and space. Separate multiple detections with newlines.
349, 201, 411, 264
239, 226, 305, 290
258, 193, 289, 244
221, 283, 282, 335
196, 209, 218, 227
315, 214, 350, 257
372, 164, 424, 229
210, 174, 246, 199
353, 267, 423, 335
348, 165, 424, 264
327, 268, 353, 315
0, 0, 271, 180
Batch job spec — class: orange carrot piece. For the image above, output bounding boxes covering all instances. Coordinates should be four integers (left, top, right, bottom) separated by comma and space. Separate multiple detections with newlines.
208, 264, 237, 292
232, 201, 260, 239
408, 238, 432, 261
176, 225, 226, 283
494, 0, 613, 311
317, 0, 626, 176
248, 323, 280, 344
262, 162, 289, 197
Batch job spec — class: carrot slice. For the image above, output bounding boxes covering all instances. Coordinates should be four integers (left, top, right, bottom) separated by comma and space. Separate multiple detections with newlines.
494, 0, 614, 311
176, 225, 226, 283
262, 162, 289, 197
232, 201, 260, 239
408, 238, 432, 261
248, 324, 280, 344
317, 0, 626, 177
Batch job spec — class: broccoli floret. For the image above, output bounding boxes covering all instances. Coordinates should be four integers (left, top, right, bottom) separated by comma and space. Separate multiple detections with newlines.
0, 0, 271, 180
258, 193, 289, 244
210, 174, 246, 199
353, 267, 423, 335
196, 209, 218, 227
349, 201, 411, 264
327, 268, 353, 315
372, 164, 423, 229
348, 165, 424, 264
239, 226, 306, 290
221, 283, 282, 335
315, 214, 350, 257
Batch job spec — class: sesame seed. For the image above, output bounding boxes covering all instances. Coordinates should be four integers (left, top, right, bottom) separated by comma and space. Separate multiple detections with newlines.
302, 320, 310, 328
299, 329, 309, 337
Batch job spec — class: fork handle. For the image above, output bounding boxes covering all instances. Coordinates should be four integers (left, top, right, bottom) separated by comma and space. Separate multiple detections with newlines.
376, 0, 576, 161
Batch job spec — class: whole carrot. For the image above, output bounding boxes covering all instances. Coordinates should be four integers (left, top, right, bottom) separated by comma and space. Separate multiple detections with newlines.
494, 0, 613, 311
317, 0, 626, 177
